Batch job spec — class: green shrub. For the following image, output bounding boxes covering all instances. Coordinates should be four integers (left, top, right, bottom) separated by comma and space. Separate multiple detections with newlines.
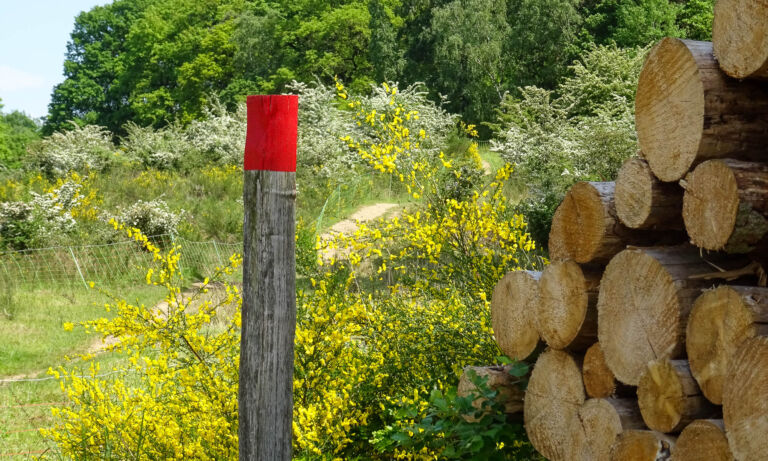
27, 123, 115, 177
372, 367, 541, 460
490, 45, 646, 245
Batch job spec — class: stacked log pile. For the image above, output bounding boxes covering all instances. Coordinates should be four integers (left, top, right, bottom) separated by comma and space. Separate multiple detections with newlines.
463, 2, 768, 459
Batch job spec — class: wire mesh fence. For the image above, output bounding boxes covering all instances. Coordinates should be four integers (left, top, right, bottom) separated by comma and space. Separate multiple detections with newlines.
0, 235, 243, 290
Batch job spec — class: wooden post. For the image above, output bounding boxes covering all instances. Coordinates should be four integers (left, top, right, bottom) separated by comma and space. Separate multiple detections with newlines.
239, 94, 298, 460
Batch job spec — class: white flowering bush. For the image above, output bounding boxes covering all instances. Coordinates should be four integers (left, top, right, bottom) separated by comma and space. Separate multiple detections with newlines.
358, 81, 456, 154
29, 123, 114, 176
113, 199, 185, 237
490, 45, 646, 243
287, 80, 358, 182
122, 97, 246, 169
121, 122, 188, 170
185, 97, 246, 165
0, 180, 83, 249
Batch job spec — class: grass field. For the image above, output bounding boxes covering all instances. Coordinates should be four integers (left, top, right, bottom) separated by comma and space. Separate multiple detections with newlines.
0, 284, 167, 459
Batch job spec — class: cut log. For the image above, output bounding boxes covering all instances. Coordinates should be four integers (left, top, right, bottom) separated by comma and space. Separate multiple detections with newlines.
723, 336, 768, 460
638, 359, 719, 433
524, 349, 590, 461
548, 182, 681, 264
537, 261, 600, 351
583, 342, 631, 398
457, 365, 525, 419
579, 398, 644, 461
616, 157, 683, 230
713, 0, 768, 79
611, 430, 676, 461
682, 159, 768, 253
597, 246, 745, 385
635, 38, 768, 182
686, 285, 768, 405
671, 420, 734, 461
490, 270, 541, 360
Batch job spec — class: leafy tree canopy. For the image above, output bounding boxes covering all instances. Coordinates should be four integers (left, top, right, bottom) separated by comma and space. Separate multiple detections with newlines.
0, 99, 41, 169
45, 0, 715, 132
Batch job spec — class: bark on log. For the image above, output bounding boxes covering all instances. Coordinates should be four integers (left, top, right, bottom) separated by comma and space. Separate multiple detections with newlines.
723, 336, 768, 460
611, 430, 676, 461
686, 285, 768, 405
635, 38, 768, 182
616, 157, 684, 230
671, 420, 734, 461
597, 246, 745, 385
457, 365, 525, 419
638, 359, 719, 433
548, 182, 680, 264
682, 159, 768, 253
490, 270, 542, 360
579, 398, 645, 461
713, 0, 768, 79
524, 349, 590, 461
537, 261, 600, 351
583, 342, 634, 398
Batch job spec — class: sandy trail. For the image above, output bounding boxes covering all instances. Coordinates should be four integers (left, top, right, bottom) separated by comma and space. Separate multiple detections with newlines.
323, 203, 399, 237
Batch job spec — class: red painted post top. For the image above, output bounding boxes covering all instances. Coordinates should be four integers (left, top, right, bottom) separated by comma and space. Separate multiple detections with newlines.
244, 95, 298, 172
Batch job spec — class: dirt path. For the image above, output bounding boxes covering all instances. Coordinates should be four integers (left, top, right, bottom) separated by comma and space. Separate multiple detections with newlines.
323, 203, 399, 237
319, 202, 400, 263
0, 283, 228, 383
2, 204, 398, 382
481, 159, 492, 175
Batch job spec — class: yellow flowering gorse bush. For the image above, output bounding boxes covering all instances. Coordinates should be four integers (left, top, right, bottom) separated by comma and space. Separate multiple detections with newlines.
44, 221, 243, 459
45, 81, 543, 459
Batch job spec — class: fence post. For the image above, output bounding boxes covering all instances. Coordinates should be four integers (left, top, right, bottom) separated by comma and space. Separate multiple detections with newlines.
212, 240, 224, 267
170, 234, 184, 277
68, 247, 88, 289
239, 94, 298, 461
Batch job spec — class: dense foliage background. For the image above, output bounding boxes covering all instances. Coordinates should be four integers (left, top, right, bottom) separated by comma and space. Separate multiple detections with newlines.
0, 0, 718, 458
32, 0, 715, 135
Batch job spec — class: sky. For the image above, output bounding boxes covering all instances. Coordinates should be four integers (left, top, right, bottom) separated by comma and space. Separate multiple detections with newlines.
0, 1, 113, 119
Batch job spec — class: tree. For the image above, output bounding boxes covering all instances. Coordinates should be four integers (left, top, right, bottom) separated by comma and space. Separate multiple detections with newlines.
1, 111, 41, 169
45, 0, 157, 134
678, 0, 715, 40
46, 0, 244, 133
369, 0, 406, 82
429, 0, 512, 123
578, 0, 709, 47
0, 99, 9, 165
506, 0, 583, 89
612, 0, 681, 47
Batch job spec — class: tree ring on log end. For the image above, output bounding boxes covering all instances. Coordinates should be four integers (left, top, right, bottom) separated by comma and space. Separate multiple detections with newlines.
579, 399, 622, 461
616, 158, 655, 228
636, 38, 704, 182
548, 182, 609, 263
583, 342, 617, 398
713, 0, 768, 79
686, 286, 756, 405
723, 336, 768, 460
524, 349, 589, 460
673, 420, 733, 461
638, 359, 686, 433
597, 249, 681, 385
683, 160, 739, 251
491, 271, 541, 360
611, 430, 676, 461
537, 261, 590, 350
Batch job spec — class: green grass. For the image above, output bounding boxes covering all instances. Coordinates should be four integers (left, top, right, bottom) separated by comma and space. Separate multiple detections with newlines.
0, 283, 166, 459
313, 174, 412, 233
0, 351, 134, 459
478, 144, 505, 173
0, 284, 165, 378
